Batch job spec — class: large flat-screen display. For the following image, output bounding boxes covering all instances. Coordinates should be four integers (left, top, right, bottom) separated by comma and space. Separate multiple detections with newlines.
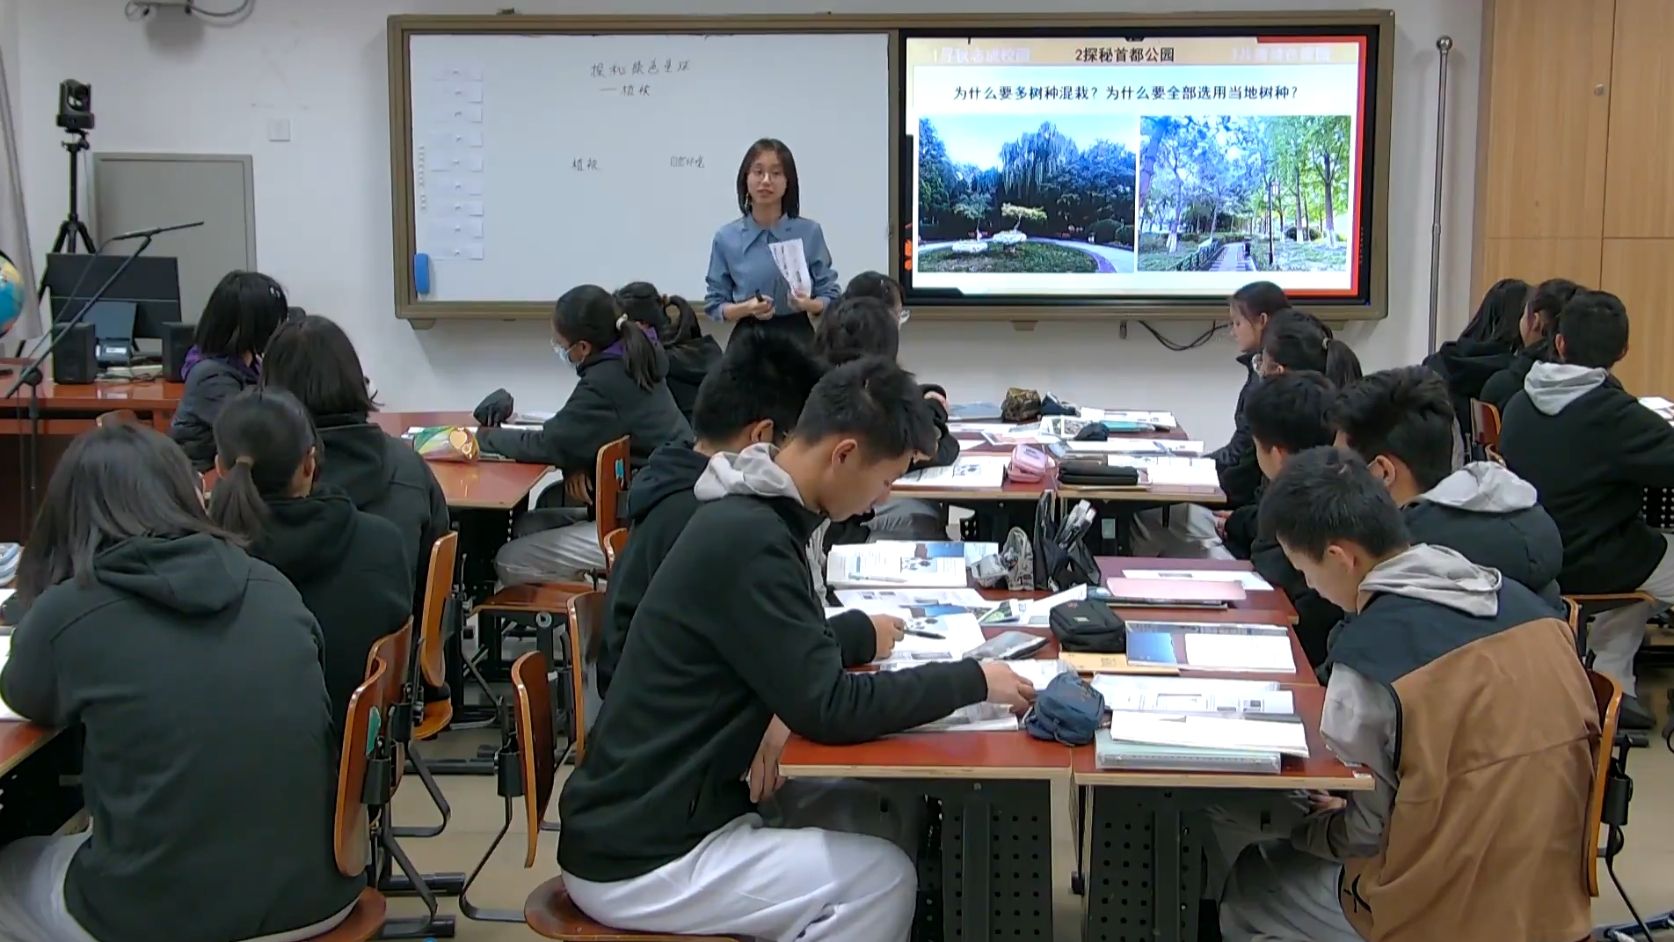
899, 28, 1379, 308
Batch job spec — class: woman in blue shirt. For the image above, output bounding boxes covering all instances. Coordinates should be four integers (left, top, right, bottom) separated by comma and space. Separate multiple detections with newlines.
704, 138, 839, 344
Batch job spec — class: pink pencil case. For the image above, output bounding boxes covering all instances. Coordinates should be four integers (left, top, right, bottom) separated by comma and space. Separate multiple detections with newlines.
1007, 444, 1050, 484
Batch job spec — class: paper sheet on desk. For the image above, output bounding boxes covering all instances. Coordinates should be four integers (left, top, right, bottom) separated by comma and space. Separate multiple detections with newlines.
895, 456, 1010, 490
1060, 439, 1204, 457
1181, 633, 1296, 673
1123, 569, 1274, 592
768, 239, 812, 298
1108, 710, 1309, 757
1092, 676, 1294, 716
1108, 455, 1219, 487
879, 613, 988, 663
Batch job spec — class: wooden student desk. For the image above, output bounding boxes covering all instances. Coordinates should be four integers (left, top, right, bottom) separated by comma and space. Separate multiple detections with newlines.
780, 556, 1347, 942
371, 411, 551, 512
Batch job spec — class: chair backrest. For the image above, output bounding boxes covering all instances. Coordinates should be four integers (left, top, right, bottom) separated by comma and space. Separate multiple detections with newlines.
1584, 669, 1622, 897
364, 619, 415, 708
603, 528, 628, 576
1470, 399, 1502, 449
96, 409, 140, 429
510, 651, 556, 869
593, 436, 632, 557
566, 591, 607, 763
333, 656, 392, 877
417, 531, 459, 689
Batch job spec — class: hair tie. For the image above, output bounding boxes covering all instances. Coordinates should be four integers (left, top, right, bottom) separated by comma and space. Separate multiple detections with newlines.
615, 314, 628, 330
235, 455, 254, 468
1322, 336, 1330, 351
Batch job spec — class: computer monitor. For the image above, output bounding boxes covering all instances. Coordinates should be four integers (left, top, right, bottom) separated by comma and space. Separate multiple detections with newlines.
44, 253, 183, 340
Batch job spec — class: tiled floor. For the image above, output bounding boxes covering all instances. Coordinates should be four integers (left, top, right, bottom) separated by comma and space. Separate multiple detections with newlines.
389, 667, 1674, 940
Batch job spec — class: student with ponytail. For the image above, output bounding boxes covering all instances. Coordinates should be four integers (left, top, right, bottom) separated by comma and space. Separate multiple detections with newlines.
210, 388, 412, 729
1259, 308, 1364, 387
615, 281, 721, 425
477, 284, 693, 585
1479, 277, 1583, 410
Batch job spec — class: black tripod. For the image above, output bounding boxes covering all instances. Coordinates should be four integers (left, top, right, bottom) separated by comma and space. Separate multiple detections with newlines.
38, 132, 95, 294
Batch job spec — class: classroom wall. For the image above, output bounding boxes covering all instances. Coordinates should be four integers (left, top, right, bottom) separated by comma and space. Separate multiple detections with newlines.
8, 0, 1483, 448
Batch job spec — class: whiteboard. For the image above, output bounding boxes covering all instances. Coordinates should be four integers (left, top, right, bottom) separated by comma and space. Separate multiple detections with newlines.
407, 33, 891, 304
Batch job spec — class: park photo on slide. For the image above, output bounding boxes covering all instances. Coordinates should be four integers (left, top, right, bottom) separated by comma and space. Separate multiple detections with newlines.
1137, 115, 1353, 275
914, 114, 1139, 275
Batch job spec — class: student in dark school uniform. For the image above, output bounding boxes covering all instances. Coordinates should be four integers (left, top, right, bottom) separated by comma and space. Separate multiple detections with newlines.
168, 270, 289, 471
558, 358, 1036, 941
1219, 447, 1596, 942
1333, 366, 1562, 607
1239, 370, 1344, 667
1478, 277, 1583, 410
209, 388, 413, 731
598, 327, 870, 697
613, 281, 721, 425
1135, 280, 1288, 559
1500, 289, 1674, 726
261, 314, 450, 616
0, 423, 362, 942
476, 284, 693, 586
1422, 277, 1530, 452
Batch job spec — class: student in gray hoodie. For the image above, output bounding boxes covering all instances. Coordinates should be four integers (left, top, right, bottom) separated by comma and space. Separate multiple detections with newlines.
1333, 366, 1563, 608
1499, 290, 1674, 716
1220, 447, 1596, 942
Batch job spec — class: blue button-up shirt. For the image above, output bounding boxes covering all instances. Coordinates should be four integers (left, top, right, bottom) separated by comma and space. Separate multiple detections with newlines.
704, 214, 840, 321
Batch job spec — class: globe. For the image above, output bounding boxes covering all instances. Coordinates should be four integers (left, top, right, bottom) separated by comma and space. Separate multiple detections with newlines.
0, 255, 23, 339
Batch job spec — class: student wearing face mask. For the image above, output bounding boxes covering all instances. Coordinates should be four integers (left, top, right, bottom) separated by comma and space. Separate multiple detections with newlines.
476, 284, 692, 586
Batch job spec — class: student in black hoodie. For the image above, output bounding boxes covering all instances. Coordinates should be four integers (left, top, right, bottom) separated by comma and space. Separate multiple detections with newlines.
209, 388, 413, 730
0, 423, 361, 942
1241, 370, 1344, 667
478, 284, 693, 585
613, 281, 721, 425
1333, 366, 1563, 607
1136, 281, 1289, 559
559, 358, 1036, 941
598, 328, 836, 696
1423, 278, 1530, 452
1479, 277, 1583, 410
1500, 290, 1674, 720
262, 315, 450, 614
169, 270, 289, 471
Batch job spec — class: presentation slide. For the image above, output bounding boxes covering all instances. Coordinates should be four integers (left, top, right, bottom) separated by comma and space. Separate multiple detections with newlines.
902, 33, 1371, 303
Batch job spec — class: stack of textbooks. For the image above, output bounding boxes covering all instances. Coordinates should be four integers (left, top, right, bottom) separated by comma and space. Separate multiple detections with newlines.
1091, 677, 1307, 774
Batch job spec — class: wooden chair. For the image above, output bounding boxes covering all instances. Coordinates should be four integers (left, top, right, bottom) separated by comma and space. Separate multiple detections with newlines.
303, 657, 390, 941
603, 528, 628, 576
1584, 669, 1622, 898
1564, 593, 1655, 663
1470, 399, 1502, 452
564, 591, 607, 764
394, 531, 458, 839
593, 436, 632, 567
95, 409, 139, 429
510, 653, 742, 941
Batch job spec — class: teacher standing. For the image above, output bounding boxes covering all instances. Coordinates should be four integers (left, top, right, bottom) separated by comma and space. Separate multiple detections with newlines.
704, 138, 839, 345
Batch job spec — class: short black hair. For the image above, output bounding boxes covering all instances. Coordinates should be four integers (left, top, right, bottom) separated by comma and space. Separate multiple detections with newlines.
842, 271, 904, 309
691, 328, 824, 445
793, 356, 937, 461
194, 270, 288, 359
1526, 278, 1582, 339
1556, 289, 1630, 368
1333, 367, 1456, 491
1258, 447, 1411, 560
736, 138, 800, 218
814, 295, 900, 366
261, 315, 378, 417
1243, 371, 1337, 454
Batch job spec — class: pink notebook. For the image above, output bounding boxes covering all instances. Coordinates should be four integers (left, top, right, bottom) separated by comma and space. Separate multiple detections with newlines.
1104, 577, 1246, 608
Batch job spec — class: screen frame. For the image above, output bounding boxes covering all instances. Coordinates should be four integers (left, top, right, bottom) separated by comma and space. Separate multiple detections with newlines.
895, 16, 1393, 322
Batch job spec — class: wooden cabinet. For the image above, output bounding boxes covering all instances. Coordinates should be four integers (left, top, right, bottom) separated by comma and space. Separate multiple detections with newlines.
1476, 0, 1614, 240
1604, 0, 1674, 237
1475, 0, 1672, 392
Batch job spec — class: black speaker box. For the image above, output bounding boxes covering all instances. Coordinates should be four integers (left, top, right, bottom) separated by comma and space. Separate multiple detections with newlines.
161, 321, 194, 382
51, 323, 96, 385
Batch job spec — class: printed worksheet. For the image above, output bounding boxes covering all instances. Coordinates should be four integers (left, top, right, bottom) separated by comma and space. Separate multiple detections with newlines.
768, 238, 811, 297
